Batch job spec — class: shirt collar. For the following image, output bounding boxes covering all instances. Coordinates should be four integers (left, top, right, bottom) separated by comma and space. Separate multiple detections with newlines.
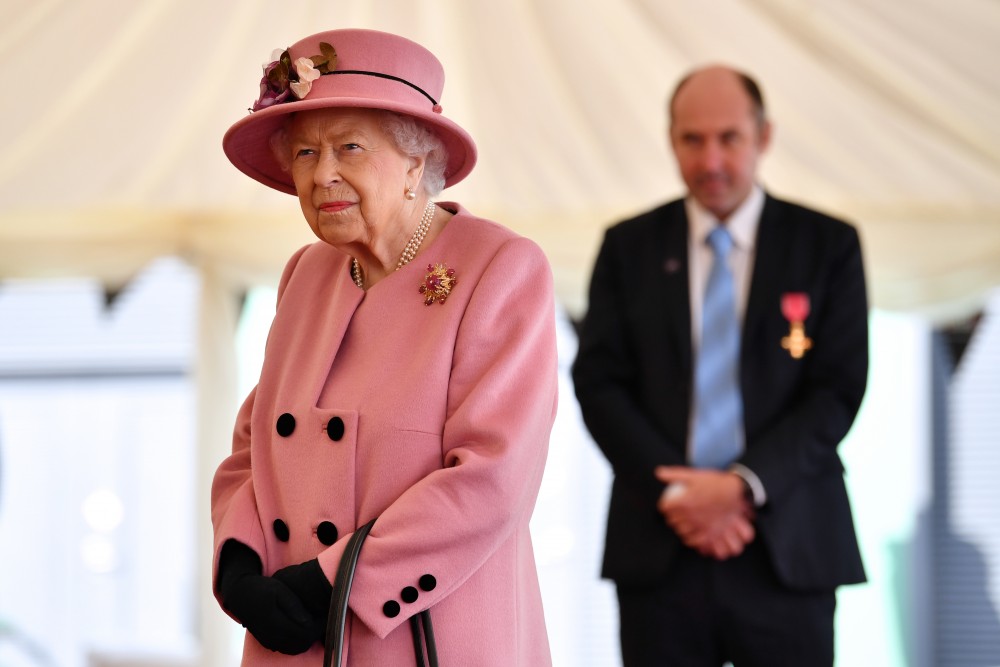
686, 185, 765, 251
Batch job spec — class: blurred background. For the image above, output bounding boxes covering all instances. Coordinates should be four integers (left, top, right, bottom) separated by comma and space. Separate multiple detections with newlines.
1, 1, 998, 665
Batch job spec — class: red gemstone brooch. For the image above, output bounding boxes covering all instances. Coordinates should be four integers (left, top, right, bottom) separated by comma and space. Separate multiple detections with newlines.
419, 263, 457, 305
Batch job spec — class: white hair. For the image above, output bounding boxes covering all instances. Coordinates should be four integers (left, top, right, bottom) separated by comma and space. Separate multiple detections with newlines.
269, 110, 449, 196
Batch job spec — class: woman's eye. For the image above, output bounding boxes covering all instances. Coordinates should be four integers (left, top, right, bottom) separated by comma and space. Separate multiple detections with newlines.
295, 148, 315, 158
342, 143, 362, 152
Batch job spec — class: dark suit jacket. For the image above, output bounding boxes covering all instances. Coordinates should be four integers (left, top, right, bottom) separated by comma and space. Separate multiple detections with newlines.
572, 194, 868, 592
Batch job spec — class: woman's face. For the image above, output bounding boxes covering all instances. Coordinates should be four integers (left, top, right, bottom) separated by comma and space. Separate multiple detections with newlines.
285, 108, 423, 248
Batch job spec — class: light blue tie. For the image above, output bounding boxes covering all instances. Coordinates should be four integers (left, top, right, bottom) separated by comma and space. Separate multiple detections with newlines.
691, 226, 744, 469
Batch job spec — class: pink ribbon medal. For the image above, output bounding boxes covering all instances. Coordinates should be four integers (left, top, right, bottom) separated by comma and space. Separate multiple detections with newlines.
780, 292, 813, 359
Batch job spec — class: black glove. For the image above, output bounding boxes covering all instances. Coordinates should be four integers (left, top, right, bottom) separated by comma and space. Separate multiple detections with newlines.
273, 558, 335, 632
217, 539, 319, 654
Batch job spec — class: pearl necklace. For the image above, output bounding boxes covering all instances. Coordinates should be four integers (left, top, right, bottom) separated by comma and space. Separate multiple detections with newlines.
351, 200, 435, 290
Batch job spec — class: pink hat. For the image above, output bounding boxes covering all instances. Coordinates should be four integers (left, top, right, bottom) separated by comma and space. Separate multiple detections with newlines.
223, 29, 477, 194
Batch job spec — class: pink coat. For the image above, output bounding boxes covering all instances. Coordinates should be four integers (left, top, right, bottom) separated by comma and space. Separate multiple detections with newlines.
211, 203, 558, 665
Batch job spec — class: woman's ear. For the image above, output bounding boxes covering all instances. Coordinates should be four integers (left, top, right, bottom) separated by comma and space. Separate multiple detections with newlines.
406, 154, 426, 190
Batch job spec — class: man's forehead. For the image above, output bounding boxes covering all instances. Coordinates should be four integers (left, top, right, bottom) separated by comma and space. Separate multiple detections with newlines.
671, 106, 756, 134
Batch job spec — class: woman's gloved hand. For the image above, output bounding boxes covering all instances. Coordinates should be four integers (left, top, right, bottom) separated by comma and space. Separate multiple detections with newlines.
273, 558, 335, 633
217, 539, 319, 654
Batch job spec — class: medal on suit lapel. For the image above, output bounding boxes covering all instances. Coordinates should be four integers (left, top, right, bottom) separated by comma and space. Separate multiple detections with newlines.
780, 292, 813, 359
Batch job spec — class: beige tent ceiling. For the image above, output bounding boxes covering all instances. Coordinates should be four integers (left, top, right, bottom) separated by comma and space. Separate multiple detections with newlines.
2, 0, 999, 322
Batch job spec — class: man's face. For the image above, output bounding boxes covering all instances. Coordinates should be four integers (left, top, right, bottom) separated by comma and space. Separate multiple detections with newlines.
669, 69, 771, 221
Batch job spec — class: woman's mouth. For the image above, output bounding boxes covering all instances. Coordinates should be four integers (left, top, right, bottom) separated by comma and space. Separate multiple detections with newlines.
319, 201, 355, 213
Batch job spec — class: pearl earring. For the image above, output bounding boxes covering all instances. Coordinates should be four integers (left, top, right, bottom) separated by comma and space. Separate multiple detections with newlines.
405, 187, 417, 200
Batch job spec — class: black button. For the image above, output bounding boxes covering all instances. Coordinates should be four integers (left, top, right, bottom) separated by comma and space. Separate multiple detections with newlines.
273, 519, 290, 542
317, 521, 338, 546
326, 417, 345, 441
276, 413, 296, 437
401, 586, 418, 603
383, 600, 400, 618
418, 574, 437, 591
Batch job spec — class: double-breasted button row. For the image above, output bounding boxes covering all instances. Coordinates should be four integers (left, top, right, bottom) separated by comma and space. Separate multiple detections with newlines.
275, 413, 345, 441
382, 573, 437, 618
272, 518, 339, 546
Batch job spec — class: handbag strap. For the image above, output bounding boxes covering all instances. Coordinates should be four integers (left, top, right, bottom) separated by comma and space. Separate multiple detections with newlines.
322, 518, 440, 667
411, 610, 439, 667
323, 518, 376, 667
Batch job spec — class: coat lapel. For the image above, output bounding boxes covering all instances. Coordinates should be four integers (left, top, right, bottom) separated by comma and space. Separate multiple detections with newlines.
266, 244, 365, 408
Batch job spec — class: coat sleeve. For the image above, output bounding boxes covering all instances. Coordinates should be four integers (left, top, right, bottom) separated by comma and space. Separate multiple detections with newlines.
209, 244, 311, 605
317, 236, 559, 639
572, 227, 686, 505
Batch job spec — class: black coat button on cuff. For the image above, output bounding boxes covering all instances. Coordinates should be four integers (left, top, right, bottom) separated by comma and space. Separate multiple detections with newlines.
276, 413, 296, 437
401, 586, 418, 603
383, 600, 401, 618
418, 574, 437, 591
326, 417, 345, 441
273, 519, 290, 542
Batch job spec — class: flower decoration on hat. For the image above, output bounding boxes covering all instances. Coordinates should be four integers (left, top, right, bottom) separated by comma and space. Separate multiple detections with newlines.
419, 263, 457, 305
251, 42, 337, 111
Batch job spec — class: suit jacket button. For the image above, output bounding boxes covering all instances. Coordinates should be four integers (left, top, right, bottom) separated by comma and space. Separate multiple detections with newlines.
317, 521, 338, 546
326, 417, 345, 441
273, 519, 290, 542
401, 586, 418, 603
276, 413, 296, 437
383, 600, 400, 618
418, 574, 436, 591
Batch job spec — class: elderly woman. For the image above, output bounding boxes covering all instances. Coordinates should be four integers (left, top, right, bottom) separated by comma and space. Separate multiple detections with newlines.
211, 29, 558, 665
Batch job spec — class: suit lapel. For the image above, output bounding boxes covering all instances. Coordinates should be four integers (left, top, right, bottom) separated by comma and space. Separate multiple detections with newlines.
743, 195, 787, 357
656, 201, 692, 371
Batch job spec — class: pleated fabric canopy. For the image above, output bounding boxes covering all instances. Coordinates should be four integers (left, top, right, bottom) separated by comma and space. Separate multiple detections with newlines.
2, 0, 998, 321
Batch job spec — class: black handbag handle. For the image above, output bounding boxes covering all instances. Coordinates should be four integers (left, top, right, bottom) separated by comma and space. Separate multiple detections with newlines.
323, 517, 439, 667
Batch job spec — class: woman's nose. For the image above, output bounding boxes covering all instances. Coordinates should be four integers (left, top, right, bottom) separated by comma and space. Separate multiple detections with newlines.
314, 154, 341, 187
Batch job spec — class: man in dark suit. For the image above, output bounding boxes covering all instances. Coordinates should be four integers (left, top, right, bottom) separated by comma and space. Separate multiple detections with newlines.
572, 65, 869, 666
